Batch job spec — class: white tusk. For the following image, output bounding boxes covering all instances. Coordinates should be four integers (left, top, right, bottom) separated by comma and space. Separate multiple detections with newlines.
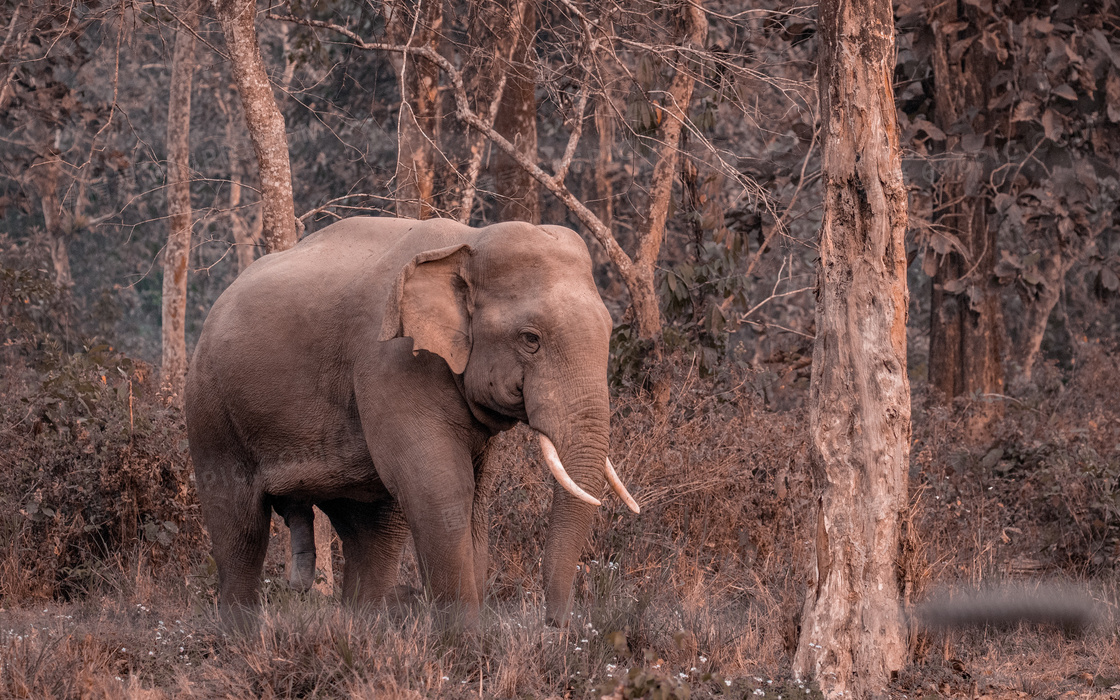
538, 433, 601, 507
605, 457, 640, 514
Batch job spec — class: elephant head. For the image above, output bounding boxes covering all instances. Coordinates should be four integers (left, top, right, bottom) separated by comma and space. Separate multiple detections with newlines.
378, 222, 637, 624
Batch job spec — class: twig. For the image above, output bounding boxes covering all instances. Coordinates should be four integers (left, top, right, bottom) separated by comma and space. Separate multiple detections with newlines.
739, 285, 814, 321
298, 194, 396, 223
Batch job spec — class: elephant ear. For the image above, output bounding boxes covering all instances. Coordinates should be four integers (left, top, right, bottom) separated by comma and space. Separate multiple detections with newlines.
378, 244, 473, 374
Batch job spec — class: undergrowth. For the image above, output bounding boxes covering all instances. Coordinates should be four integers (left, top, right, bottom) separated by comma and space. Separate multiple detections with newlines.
1, 240, 1119, 697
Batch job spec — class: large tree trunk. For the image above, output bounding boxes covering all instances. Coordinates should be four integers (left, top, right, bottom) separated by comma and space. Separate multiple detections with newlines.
213, 0, 298, 252
927, 3, 1004, 425
161, 0, 198, 401
792, 0, 910, 697
491, 1, 539, 223
386, 0, 443, 219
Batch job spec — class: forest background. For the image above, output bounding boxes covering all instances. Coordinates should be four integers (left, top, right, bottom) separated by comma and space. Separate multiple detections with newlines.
1, 0, 1119, 697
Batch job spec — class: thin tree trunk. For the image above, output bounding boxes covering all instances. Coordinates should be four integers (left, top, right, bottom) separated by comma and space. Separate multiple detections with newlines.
492, 1, 539, 223
632, 0, 707, 345
456, 0, 525, 223
228, 146, 256, 274
214, 0, 298, 252
793, 0, 910, 696
30, 148, 71, 288
312, 506, 334, 595
217, 85, 257, 274
1012, 240, 1095, 384
594, 94, 614, 232
161, 0, 198, 401
386, 0, 443, 219
927, 3, 1004, 426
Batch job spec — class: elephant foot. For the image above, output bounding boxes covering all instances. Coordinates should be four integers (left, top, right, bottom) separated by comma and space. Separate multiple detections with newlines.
219, 601, 261, 636
383, 584, 425, 618
289, 550, 316, 592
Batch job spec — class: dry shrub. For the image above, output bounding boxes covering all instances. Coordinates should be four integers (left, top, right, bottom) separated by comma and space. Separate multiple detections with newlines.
483, 359, 815, 676
910, 338, 1120, 583
0, 241, 203, 603
0, 354, 204, 602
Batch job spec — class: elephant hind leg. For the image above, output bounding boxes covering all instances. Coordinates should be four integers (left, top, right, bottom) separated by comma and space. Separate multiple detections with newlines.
275, 501, 316, 592
204, 483, 271, 632
317, 498, 409, 608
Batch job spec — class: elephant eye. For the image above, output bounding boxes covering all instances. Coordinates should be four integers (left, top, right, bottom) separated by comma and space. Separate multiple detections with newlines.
519, 330, 541, 353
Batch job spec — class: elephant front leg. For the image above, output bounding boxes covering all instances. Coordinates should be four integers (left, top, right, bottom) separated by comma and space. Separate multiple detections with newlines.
404, 494, 482, 628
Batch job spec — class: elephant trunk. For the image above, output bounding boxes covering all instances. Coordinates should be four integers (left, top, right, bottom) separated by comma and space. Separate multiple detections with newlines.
528, 386, 621, 626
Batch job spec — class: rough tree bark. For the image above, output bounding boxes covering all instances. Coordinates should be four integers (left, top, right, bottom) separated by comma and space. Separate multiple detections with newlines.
385, 0, 443, 219
491, 1, 539, 223
792, 0, 910, 697
161, 0, 198, 401
927, 3, 1004, 423
213, 0, 298, 252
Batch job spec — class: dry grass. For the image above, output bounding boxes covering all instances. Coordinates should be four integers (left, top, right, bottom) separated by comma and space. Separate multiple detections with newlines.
2, 351, 1120, 698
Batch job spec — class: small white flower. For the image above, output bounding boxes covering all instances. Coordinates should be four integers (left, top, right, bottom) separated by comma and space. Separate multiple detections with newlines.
754, 689, 765, 696
699, 655, 707, 662
725, 679, 732, 687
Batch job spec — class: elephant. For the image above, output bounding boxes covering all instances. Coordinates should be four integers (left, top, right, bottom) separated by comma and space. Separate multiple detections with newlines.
184, 216, 638, 630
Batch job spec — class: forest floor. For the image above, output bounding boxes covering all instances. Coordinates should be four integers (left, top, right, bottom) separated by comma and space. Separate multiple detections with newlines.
3, 348, 1120, 698
0, 557, 1117, 698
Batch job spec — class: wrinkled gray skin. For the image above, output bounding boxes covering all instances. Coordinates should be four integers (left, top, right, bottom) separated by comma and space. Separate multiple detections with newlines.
185, 217, 614, 630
